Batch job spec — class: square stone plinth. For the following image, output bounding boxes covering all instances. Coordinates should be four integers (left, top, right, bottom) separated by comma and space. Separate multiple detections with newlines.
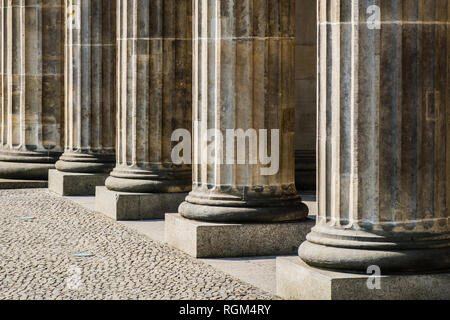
165, 213, 315, 258
0, 178, 47, 189
48, 169, 109, 196
276, 257, 450, 300
95, 187, 188, 221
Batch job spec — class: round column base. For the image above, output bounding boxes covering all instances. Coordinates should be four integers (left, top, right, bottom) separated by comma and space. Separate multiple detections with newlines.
299, 227, 450, 273
105, 167, 192, 193
56, 153, 115, 174
0, 150, 60, 180
179, 196, 309, 223
0, 161, 55, 180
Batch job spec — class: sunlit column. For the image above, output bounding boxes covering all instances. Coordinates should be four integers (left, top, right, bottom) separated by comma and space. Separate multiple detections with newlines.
55, 0, 116, 174
105, 0, 192, 193
299, 0, 450, 272
179, 0, 308, 222
0, 0, 65, 180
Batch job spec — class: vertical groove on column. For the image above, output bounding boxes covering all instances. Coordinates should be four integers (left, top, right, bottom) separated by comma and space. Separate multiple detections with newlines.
0, 0, 64, 180
400, 0, 419, 226
378, 0, 400, 226
106, 0, 192, 193
317, 0, 327, 225
56, 0, 116, 173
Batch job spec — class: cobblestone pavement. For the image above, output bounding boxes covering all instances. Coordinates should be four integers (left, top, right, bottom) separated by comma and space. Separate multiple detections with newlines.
0, 189, 272, 300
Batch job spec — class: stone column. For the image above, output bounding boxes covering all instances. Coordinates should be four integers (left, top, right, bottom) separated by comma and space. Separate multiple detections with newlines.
166, 0, 312, 258
179, 0, 307, 223
95, 0, 192, 220
278, 0, 450, 300
48, 0, 117, 196
0, 0, 64, 183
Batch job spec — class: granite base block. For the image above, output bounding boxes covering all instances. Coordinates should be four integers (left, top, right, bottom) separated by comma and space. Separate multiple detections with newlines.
95, 187, 187, 221
48, 169, 109, 196
276, 256, 450, 300
165, 213, 315, 258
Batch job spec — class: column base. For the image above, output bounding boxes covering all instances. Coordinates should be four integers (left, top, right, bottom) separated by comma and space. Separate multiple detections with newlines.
165, 213, 315, 258
0, 178, 47, 189
105, 166, 192, 193
55, 152, 115, 174
299, 227, 450, 272
48, 169, 109, 196
0, 161, 55, 180
0, 150, 60, 180
95, 187, 187, 221
276, 257, 450, 300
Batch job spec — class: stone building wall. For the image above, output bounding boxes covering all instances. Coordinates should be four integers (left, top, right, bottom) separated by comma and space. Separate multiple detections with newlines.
294, 0, 317, 191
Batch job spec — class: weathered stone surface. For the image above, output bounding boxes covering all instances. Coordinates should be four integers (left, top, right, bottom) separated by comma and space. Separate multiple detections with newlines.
179, 0, 308, 223
0, 179, 47, 190
48, 169, 108, 196
0, 1, 65, 180
277, 257, 450, 300
96, 187, 187, 221
166, 213, 315, 258
298, 0, 450, 272
104, 0, 192, 194
55, 0, 116, 174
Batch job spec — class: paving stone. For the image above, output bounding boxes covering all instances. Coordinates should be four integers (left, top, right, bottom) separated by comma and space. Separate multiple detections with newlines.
0, 189, 272, 300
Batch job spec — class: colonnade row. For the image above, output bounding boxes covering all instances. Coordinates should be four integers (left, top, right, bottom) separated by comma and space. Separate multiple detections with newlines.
0, 0, 449, 299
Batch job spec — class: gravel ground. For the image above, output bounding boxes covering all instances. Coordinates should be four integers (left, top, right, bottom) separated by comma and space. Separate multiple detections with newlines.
0, 189, 272, 300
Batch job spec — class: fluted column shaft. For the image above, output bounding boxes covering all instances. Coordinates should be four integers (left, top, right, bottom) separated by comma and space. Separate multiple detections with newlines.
299, 0, 450, 272
105, 0, 192, 193
56, 0, 116, 173
178, 0, 308, 222
0, 0, 65, 180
